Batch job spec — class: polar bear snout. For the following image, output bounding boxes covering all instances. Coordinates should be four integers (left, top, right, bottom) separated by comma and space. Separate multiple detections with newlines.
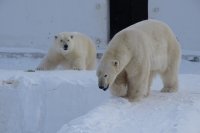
98, 81, 109, 91
63, 44, 68, 50
98, 85, 109, 91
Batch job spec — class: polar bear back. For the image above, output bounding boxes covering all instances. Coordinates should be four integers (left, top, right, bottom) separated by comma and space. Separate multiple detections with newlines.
109, 19, 180, 73
70, 32, 96, 69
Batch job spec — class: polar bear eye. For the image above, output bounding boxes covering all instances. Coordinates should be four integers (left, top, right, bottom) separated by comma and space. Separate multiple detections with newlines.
104, 74, 108, 77
60, 39, 63, 43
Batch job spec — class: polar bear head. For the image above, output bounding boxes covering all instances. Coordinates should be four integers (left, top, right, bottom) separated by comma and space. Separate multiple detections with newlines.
54, 32, 75, 55
97, 58, 120, 91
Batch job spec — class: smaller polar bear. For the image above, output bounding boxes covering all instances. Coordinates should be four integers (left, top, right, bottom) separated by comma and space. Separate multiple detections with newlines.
97, 19, 181, 102
37, 32, 96, 70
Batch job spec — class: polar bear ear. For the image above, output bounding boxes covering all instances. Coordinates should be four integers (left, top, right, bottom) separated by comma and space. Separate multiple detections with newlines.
54, 35, 58, 39
112, 60, 120, 68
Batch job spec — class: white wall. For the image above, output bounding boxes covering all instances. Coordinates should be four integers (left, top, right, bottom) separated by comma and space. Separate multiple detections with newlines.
149, 0, 200, 52
0, 0, 109, 52
1, 0, 200, 53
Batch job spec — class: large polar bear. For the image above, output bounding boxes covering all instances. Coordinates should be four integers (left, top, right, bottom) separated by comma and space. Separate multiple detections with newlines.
37, 32, 96, 70
97, 19, 181, 102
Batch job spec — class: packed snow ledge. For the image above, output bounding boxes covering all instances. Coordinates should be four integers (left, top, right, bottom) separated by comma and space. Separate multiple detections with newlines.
57, 74, 200, 133
0, 70, 109, 133
0, 60, 200, 133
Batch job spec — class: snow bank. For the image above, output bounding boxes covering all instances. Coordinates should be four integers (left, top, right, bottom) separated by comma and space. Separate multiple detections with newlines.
0, 59, 200, 133
0, 70, 109, 133
57, 74, 200, 133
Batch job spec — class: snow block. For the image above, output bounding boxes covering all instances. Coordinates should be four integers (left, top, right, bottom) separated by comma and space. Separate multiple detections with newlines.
0, 70, 109, 133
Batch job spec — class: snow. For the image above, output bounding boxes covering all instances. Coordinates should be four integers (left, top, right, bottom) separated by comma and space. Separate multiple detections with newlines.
180, 60, 200, 74
0, 70, 109, 133
0, 53, 200, 133
0, 48, 45, 70
57, 75, 200, 133
58, 92, 200, 133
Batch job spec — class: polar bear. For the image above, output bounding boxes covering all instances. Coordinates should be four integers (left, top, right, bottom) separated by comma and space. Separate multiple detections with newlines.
97, 19, 181, 102
37, 32, 96, 70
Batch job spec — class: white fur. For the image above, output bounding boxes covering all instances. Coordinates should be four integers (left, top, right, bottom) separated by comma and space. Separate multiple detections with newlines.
97, 19, 181, 102
37, 32, 96, 70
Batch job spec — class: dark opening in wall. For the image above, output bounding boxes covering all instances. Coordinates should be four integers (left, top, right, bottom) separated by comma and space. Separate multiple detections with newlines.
109, 0, 148, 39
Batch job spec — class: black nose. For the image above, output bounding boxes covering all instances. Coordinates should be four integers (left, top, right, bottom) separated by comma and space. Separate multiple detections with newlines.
99, 85, 109, 91
64, 44, 68, 50
99, 86, 104, 89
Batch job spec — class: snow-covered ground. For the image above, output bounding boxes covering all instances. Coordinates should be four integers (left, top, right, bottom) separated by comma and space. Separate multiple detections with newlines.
0, 51, 200, 133
58, 74, 200, 133
57, 60, 200, 133
0, 70, 109, 133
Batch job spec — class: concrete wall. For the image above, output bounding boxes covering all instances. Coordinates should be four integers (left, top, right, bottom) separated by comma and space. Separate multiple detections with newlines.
0, 0, 200, 53
0, 0, 109, 52
149, 0, 200, 52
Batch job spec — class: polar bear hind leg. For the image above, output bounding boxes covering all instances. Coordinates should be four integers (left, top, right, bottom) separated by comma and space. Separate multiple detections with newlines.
160, 64, 179, 93
161, 39, 180, 92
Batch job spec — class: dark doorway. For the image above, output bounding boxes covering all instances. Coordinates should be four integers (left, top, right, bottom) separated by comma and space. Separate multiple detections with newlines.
109, 0, 148, 39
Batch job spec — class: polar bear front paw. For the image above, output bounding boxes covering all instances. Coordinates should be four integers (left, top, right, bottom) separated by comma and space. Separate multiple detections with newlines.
110, 84, 127, 97
73, 67, 82, 70
161, 87, 177, 93
128, 95, 144, 102
36, 67, 44, 71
